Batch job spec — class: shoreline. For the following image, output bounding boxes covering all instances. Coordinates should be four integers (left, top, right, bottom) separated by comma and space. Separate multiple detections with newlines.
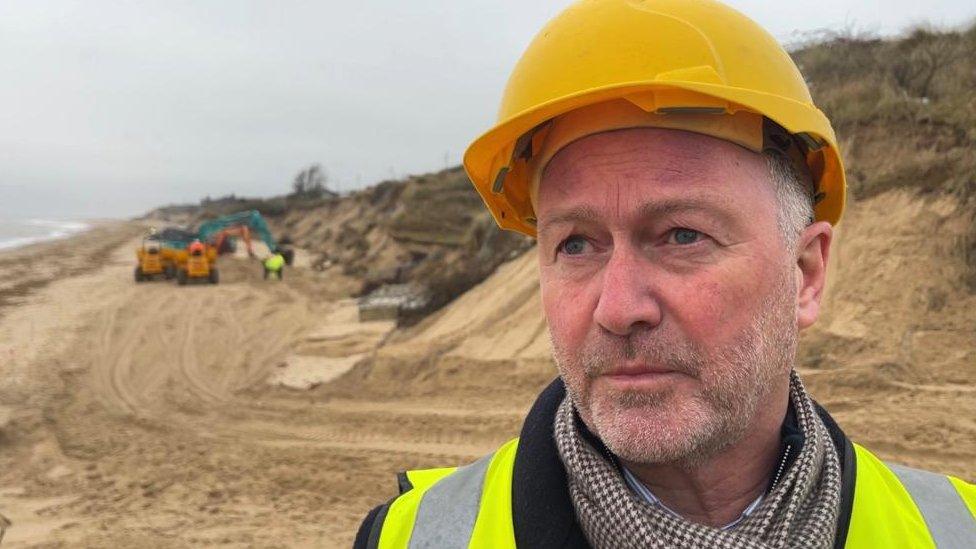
0, 219, 131, 256
0, 220, 145, 314
0, 218, 122, 253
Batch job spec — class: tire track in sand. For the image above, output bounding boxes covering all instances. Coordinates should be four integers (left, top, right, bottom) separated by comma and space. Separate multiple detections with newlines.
95, 293, 145, 415
94, 288, 174, 416
177, 295, 228, 404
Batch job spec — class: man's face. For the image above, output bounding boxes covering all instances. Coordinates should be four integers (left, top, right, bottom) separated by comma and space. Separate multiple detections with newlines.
537, 128, 800, 466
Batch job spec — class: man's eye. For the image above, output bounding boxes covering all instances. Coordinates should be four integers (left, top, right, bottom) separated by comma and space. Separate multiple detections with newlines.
560, 235, 589, 255
670, 228, 702, 245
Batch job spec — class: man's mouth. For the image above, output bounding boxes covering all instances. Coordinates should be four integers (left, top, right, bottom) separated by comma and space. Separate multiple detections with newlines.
600, 363, 685, 389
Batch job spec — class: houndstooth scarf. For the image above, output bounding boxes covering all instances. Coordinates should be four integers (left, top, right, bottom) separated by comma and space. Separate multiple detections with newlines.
554, 371, 841, 549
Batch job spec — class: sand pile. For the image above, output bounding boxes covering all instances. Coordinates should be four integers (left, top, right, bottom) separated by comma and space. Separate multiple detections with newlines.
275, 168, 534, 322
324, 250, 552, 405
270, 299, 396, 390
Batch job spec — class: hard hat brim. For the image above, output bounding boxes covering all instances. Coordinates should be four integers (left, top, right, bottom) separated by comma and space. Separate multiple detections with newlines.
464, 80, 846, 237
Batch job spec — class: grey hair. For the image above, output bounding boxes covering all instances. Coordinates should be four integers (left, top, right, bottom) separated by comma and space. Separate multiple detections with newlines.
764, 150, 815, 247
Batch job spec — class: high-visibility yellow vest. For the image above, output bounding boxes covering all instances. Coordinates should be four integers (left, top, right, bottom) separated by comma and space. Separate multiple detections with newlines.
369, 439, 976, 548
264, 253, 285, 271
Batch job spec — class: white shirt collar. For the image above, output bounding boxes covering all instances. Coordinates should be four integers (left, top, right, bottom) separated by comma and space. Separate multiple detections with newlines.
621, 466, 765, 531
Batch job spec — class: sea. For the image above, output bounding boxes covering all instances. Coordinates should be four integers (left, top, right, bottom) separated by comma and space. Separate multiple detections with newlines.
0, 219, 91, 251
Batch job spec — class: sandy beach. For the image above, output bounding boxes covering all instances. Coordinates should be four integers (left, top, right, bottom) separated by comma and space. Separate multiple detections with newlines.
0, 222, 530, 546
0, 189, 974, 547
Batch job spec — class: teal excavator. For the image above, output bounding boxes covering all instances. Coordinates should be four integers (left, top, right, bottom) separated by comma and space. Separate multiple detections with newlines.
147, 210, 295, 265
197, 210, 294, 265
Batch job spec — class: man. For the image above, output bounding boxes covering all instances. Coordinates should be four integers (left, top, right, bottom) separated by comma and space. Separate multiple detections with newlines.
356, 1, 976, 547
264, 250, 285, 280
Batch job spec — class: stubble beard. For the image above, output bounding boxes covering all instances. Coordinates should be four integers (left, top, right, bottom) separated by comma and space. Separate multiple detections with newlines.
552, 273, 798, 468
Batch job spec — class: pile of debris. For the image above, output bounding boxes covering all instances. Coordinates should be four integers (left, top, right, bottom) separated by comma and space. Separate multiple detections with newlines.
357, 283, 433, 323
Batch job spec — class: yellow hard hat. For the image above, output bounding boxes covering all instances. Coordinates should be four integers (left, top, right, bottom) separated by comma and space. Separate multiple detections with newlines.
463, 0, 846, 237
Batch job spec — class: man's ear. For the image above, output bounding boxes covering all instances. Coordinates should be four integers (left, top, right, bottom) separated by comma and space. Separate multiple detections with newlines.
795, 221, 833, 330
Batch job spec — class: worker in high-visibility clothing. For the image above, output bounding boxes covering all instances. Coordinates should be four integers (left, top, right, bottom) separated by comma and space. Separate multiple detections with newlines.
356, 1, 976, 547
263, 250, 285, 280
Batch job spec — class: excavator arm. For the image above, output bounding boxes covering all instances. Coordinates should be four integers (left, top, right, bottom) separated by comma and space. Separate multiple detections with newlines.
196, 210, 293, 264
213, 226, 254, 257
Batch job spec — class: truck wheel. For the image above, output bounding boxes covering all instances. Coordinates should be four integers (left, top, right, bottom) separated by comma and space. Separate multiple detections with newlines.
177, 269, 188, 285
134, 266, 144, 282
209, 268, 219, 284
164, 265, 175, 279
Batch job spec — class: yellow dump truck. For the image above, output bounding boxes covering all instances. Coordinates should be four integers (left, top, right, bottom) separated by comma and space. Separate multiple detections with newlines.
173, 242, 219, 285
134, 240, 175, 282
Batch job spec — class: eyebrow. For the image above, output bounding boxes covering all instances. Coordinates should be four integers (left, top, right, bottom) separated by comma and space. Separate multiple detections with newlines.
536, 197, 738, 238
536, 206, 601, 238
635, 198, 738, 226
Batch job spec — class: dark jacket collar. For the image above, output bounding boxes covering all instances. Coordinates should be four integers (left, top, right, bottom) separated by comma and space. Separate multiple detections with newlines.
511, 378, 856, 549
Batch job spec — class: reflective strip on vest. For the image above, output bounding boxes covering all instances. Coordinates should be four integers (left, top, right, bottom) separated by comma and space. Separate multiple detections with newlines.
375, 439, 518, 549
888, 463, 976, 548
408, 452, 492, 548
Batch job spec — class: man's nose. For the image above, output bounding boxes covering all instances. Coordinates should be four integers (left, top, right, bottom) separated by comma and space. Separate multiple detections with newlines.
592, 246, 662, 336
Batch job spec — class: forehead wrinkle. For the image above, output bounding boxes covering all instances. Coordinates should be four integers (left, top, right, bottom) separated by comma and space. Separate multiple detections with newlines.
542, 150, 703, 209
549, 145, 709, 186
538, 129, 769, 234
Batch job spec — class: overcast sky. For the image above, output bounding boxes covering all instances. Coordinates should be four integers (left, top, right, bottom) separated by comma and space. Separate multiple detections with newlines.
1, 1, 973, 220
